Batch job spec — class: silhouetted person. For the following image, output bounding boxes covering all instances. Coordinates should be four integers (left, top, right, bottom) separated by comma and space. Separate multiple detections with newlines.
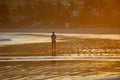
51, 32, 56, 56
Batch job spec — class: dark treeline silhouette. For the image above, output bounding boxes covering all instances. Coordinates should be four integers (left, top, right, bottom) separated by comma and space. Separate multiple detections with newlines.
0, 0, 120, 28
0, 2, 10, 23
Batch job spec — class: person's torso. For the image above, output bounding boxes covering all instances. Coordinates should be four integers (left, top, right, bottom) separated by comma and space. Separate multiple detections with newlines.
51, 35, 56, 41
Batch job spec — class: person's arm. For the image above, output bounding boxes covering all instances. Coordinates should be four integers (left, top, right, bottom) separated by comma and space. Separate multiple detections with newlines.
55, 35, 56, 39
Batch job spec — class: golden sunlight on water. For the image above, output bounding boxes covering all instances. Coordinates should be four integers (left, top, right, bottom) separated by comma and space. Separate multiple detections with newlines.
0, 32, 120, 80
0, 61, 119, 80
0, 0, 120, 79
0, 33, 120, 46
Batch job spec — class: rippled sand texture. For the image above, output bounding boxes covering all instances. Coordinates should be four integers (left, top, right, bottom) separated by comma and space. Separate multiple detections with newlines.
0, 33, 120, 56
0, 33, 120, 80
0, 61, 120, 80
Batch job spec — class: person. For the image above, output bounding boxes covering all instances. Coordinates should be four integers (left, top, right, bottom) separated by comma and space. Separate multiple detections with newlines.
51, 32, 56, 56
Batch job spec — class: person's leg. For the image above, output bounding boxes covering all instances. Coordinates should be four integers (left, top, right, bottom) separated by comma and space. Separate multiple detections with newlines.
52, 41, 56, 56
54, 41, 56, 56
52, 42, 54, 56
52, 42, 56, 65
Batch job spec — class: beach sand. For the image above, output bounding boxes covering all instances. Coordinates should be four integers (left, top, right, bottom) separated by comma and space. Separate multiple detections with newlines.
0, 32, 120, 80
0, 33, 120, 56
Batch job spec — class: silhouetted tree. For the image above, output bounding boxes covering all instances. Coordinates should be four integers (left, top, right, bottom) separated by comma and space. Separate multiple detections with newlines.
25, 3, 33, 19
47, 0, 57, 21
0, 3, 10, 22
16, 4, 24, 16
37, 0, 47, 21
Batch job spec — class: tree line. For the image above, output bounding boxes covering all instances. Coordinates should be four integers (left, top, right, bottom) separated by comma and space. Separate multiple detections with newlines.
0, 0, 120, 28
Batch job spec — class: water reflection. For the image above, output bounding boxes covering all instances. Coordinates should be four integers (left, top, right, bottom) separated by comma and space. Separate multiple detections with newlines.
0, 61, 119, 80
0, 32, 120, 80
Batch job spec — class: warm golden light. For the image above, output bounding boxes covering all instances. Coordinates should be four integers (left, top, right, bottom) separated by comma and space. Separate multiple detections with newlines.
0, 0, 120, 28
0, 0, 120, 80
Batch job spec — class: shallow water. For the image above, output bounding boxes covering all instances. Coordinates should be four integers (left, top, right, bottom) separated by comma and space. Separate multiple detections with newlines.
0, 32, 120, 46
0, 32, 120, 56
0, 32, 120, 80
0, 61, 120, 80
0, 56, 120, 61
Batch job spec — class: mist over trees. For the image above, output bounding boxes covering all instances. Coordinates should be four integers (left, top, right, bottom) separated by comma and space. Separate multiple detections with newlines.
0, 0, 120, 28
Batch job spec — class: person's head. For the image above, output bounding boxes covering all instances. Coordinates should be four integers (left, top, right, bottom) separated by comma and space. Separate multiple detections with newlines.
52, 32, 55, 35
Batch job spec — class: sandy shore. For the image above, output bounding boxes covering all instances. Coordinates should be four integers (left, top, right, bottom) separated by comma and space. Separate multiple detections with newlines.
0, 32, 120, 80
0, 34, 119, 56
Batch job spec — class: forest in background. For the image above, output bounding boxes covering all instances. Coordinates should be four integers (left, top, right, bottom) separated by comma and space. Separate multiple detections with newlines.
0, 0, 120, 28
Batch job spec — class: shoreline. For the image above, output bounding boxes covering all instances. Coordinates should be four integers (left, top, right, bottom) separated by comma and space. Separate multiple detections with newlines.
0, 56, 120, 62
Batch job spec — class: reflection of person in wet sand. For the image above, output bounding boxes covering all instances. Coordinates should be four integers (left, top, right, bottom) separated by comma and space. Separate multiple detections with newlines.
51, 32, 56, 56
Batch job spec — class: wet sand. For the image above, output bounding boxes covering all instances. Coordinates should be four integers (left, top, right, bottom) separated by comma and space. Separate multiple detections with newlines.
0, 61, 120, 80
0, 34, 119, 56
0, 33, 120, 80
